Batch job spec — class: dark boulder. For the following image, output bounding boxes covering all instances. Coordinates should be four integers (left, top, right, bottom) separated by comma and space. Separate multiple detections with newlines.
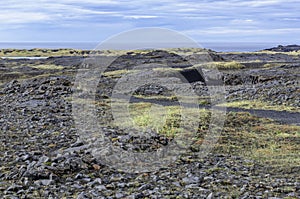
179, 68, 205, 83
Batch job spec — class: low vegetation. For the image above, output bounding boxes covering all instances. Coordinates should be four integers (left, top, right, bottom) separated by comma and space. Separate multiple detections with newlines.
102, 69, 143, 78
214, 112, 300, 170
111, 99, 300, 170
262, 63, 283, 68
90, 95, 300, 171
194, 61, 245, 70
218, 50, 300, 56
0, 48, 90, 57
29, 64, 65, 70
217, 100, 299, 112
128, 103, 182, 137
111, 102, 210, 138
0, 48, 212, 57
259, 50, 300, 56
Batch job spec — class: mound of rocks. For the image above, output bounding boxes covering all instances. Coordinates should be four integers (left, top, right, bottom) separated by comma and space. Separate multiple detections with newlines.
264, 44, 300, 52
222, 65, 300, 107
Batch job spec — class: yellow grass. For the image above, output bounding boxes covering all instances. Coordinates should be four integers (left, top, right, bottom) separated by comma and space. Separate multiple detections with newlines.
217, 100, 299, 112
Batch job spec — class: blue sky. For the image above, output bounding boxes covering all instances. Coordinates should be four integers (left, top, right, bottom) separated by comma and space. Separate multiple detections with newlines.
0, 0, 299, 44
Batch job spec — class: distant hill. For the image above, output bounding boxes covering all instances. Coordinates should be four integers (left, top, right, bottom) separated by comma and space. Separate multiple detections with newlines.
264, 45, 300, 52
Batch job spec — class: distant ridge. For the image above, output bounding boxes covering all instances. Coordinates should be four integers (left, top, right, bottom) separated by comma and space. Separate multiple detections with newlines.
264, 44, 300, 52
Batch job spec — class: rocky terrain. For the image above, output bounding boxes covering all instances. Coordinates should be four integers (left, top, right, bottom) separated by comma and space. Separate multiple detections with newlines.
0, 47, 299, 198
263, 45, 300, 52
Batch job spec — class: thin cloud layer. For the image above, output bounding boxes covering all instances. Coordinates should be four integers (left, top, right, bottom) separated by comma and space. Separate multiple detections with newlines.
0, 0, 299, 43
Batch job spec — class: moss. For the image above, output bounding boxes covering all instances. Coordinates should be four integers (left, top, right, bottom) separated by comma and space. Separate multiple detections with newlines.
111, 101, 210, 138
44, 161, 52, 166
133, 94, 178, 101
102, 69, 140, 78
263, 63, 282, 68
0, 47, 215, 58
217, 100, 299, 112
29, 64, 64, 70
212, 112, 300, 169
204, 61, 245, 70
259, 50, 300, 56
0, 48, 91, 57
218, 51, 300, 56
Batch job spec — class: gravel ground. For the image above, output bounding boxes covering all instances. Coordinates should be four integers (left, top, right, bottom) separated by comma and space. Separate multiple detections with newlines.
1, 50, 300, 198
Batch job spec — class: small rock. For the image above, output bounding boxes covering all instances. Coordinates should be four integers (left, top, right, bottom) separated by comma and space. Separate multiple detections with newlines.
207, 192, 213, 199
77, 192, 88, 199
40, 179, 53, 186
7, 184, 23, 192
116, 192, 124, 198
92, 164, 101, 170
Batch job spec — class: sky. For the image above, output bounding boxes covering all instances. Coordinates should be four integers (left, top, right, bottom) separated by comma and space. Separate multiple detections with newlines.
0, 0, 299, 45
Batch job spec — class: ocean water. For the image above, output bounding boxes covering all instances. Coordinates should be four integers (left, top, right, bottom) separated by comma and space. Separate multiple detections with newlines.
0, 42, 280, 52
202, 42, 279, 52
0, 42, 96, 51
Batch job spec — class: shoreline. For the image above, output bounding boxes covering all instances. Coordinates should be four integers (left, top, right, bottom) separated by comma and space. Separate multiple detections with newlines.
0, 43, 299, 53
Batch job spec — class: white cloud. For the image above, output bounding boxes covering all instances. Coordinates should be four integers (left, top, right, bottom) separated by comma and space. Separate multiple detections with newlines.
0, 1, 122, 25
283, 17, 299, 21
123, 15, 158, 19
0, 11, 50, 24
230, 19, 256, 25
0, 0, 298, 24
184, 27, 300, 35
241, 0, 282, 7
0, 0, 299, 42
58, 0, 118, 4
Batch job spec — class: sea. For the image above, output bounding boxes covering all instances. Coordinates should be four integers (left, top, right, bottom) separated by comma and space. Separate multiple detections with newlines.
0, 42, 282, 52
